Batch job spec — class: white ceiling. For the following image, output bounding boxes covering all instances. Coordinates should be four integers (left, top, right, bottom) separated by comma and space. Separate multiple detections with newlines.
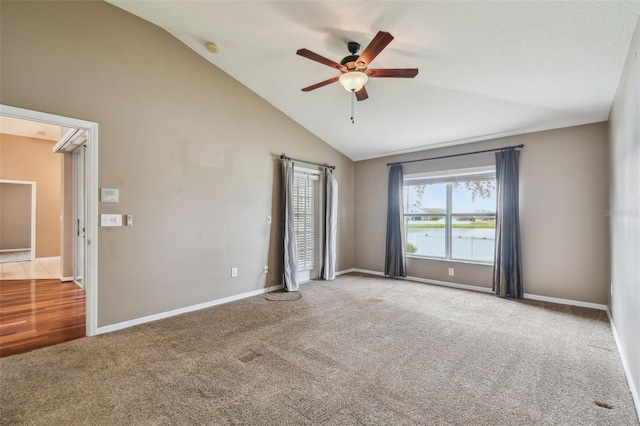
107, 1, 640, 161
0, 116, 61, 141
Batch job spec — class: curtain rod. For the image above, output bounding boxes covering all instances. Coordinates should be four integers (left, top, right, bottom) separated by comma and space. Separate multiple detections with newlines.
281, 154, 335, 170
386, 144, 525, 167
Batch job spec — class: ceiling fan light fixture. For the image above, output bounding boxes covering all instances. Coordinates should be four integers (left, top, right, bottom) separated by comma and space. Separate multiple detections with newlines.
339, 71, 368, 93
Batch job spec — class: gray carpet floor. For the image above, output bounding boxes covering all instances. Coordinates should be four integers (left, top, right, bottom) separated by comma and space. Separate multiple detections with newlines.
1, 273, 637, 425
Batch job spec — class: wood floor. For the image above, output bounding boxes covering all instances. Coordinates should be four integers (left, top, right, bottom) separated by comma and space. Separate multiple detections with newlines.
0, 278, 85, 357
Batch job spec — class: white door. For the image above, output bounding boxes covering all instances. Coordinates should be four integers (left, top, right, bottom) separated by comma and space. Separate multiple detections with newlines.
293, 167, 322, 283
73, 145, 86, 288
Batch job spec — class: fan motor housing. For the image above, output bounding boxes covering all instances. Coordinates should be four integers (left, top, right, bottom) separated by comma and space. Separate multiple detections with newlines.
340, 54, 359, 66
340, 41, 366, 70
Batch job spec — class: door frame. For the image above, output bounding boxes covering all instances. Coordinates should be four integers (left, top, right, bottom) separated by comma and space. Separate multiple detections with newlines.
72, 145, 86, 287
0, 179, 36, 261
0, 104, 99, 336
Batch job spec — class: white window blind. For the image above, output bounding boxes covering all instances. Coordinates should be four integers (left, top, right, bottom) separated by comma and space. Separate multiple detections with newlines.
293, 169, 319, 271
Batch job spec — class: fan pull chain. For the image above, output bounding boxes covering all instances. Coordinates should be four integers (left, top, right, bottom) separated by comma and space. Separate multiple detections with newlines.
350, 93, 355, 124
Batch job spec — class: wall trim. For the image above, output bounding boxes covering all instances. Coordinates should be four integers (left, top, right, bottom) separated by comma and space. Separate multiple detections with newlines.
606, 307, 640, 419
352, 268, 493, 293
352, 268, 607, 309
522, 292, 607, 311
298, 269, 358, 282
352, 268, 385, 277
95, 284, 283, 335
96, 270, 364, 334
60, 276, 73, 282
407, 275, 494, 294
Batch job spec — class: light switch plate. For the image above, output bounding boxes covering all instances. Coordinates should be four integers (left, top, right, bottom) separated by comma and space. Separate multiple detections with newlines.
101, 188, 119, 203
101, 214, 122, 227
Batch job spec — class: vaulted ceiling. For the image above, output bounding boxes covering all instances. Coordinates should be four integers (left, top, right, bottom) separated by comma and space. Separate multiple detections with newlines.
107, 1, 640, 161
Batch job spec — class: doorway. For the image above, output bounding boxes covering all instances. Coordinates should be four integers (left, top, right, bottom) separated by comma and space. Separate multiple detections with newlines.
0, 104, 99, 336
0, 180, 36, 262
293, 166, 323, 283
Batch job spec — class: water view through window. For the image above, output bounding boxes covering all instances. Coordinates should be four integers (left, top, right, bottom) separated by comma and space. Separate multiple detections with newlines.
404, 174, 496, 263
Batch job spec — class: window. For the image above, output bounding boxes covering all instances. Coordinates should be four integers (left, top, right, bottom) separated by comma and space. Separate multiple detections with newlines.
404, 166, 496, 263
293, 168, 320, 272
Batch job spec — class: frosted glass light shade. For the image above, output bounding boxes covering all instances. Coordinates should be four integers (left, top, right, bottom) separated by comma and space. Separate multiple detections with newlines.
339, 72, 368, 92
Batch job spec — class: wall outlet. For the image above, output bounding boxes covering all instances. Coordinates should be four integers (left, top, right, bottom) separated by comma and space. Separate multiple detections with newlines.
448, 268, 454, 276
267, 216, 272, 224
263, 265, 269, 274
231, 267, 238, 277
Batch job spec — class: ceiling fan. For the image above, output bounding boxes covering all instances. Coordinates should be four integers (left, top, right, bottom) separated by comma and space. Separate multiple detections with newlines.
296, 31, 418, 101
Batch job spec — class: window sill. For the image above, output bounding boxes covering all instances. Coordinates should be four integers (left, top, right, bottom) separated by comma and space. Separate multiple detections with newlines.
406, 255, 494, 267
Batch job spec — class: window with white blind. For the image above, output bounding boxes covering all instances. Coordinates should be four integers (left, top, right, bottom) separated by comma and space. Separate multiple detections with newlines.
293, 168, 320, 273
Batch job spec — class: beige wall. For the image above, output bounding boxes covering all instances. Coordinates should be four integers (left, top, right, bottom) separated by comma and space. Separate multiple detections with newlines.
355, 122, 610, 304
608, 18, 640, 412
0, 1, 354, 326
0, 182, 32, 250
0, 134, 61, 258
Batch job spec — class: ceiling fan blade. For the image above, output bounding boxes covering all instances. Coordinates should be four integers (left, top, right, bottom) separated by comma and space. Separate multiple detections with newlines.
296, 48, 345, 71
367, 68, 419, 78
357, 31, 394, 67
355, 86, 368, 102
301, 76, 340, 92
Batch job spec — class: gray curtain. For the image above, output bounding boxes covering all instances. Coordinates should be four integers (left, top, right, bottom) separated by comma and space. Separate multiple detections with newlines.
493, 150, 523, 298
385, 165, 407, 277
322, 169, 338, 280
282, 160, 299, 291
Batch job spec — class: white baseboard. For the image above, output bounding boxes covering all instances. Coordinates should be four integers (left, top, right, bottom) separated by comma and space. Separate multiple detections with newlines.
522, 293, 607, 311
298, 269, 366, 282
36, 256, 60, 261
407, 275, 493, 294
352, 268, 492, 293
606, 307, 640, 419
96, 284, 283, 335
352, 268, 607, 310
287, 269, 354, 287
351, 268, 385, 277
60, 276, 73, 282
